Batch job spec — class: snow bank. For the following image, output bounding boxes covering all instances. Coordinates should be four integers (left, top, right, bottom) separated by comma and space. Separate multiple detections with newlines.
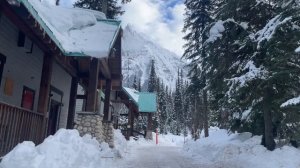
0, 129, 127, 168
183, 128, 300, 168
113, 129, 128, 157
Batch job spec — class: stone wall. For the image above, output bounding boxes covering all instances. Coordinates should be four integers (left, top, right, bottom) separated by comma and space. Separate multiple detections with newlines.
74, 112, 114, 147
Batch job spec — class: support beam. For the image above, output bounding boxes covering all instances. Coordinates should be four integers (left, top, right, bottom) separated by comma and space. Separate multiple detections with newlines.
37, 53, 54, 141
103, 79, 112, 121
66, 77, 78, 129
86, 58, 100, 112
145, 113, 153, 140
126, 103, 133, 140
99, 58, 111, 79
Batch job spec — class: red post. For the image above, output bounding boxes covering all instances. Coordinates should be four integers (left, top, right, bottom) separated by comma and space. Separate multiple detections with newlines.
156, 128, 158, 145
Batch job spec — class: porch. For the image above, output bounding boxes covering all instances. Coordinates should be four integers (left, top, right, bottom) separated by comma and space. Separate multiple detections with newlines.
0, 102, 43, 156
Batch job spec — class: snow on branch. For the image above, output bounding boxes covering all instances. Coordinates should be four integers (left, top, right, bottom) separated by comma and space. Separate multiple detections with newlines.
281, 95, 300, 108
228, 61, 267, 87
206, 20, 225, 43
256, 15, 292, 49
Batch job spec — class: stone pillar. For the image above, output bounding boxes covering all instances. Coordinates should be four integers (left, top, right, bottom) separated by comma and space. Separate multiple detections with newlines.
74, 112, 104, 143
103, 121, 115, 148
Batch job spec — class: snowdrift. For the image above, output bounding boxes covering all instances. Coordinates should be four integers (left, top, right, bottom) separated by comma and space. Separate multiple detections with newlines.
184, 128, 300, 168
0, 129, 127, 168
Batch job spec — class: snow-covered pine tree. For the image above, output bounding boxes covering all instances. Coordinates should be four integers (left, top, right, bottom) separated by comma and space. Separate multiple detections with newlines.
74, 0, 130, 19
132, 75, 138, 90
147, 60, 157, 93
183, 0, 214, 137
204, 0, 300, 150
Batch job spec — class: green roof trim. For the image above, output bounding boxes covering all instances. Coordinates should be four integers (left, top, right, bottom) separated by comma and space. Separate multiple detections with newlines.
17, 0, 121, 57
138, 93, 157, 113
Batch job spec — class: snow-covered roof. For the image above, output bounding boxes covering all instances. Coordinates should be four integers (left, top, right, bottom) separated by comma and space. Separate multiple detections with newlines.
17, 0, 121, 58
123, 87, 139, 105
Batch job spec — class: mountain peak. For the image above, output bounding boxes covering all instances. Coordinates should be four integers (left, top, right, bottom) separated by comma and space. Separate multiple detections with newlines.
122, 26, 187, 90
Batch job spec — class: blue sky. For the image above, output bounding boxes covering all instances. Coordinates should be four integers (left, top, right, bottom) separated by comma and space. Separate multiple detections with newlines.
60, 0, 185, 56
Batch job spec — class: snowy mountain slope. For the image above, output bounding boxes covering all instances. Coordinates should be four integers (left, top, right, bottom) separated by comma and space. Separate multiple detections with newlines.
122, 26, 187, 90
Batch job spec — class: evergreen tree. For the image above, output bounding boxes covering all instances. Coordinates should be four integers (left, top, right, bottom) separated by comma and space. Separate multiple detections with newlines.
183, 0, 214, 138
148, 60, 157, 93
198, 0, 300, 150
138, 78, 142, 92
74, 0, 131, 19
132, 75, 138, 90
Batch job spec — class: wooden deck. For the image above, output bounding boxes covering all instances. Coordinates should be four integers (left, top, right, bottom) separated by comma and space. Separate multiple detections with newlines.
0, 101, 44, 156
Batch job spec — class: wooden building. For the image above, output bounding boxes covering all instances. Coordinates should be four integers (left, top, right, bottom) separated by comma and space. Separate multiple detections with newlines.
0, 0, 122, 156
115, 87, 157, 140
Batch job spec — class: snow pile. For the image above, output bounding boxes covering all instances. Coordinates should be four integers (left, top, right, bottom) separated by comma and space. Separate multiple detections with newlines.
183, 128, 300, 168
281, 95, 300, 107
295, 46, 300, 53
0, 129, 125, 168
113, 129, 128, 157
207, 20, 225, 43
25, 0, 119, 58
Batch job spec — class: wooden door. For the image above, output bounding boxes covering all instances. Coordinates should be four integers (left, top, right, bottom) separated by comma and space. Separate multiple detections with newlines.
47, 100, 60, 136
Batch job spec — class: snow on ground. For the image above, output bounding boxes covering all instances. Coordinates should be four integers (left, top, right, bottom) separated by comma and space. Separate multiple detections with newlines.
127, 132, 188, 147
183, 127, 300, 168
0, 129, 127, 168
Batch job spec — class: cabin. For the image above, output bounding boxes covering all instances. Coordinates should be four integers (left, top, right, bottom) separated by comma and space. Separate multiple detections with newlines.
0, 0, 122, 156
114, 87, 157, 140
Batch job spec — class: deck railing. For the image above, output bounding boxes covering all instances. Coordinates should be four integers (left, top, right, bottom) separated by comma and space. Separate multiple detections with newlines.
0, 102, 44, 156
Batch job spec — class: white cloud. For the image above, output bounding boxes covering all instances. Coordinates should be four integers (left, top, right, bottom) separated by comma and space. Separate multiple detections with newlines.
120, 0, 185, 56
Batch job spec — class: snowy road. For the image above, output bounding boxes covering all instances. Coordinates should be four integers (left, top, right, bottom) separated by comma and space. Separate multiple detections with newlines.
115, 146, 205, 168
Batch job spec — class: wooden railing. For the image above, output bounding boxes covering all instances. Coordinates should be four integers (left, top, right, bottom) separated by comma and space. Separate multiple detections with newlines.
0, 102, 44, 156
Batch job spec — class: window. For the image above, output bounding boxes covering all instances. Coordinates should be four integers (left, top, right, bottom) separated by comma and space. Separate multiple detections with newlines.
21, 86, 35, 110
0, 53, 6, 86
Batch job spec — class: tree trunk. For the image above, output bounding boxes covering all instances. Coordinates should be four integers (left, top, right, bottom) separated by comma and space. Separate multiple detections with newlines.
203, 90, 209, 137
262, 89, 275, 151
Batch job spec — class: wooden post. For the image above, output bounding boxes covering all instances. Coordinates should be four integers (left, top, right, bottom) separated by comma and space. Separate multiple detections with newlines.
66, 77, 78, 129
86, 58, 99, 112
37, 53, 53, 141
126, 104, 133, 140
145, 113, 153, 140
103, 79, 112, 121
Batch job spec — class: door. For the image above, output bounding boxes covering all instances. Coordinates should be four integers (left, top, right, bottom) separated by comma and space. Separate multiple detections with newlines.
47, 100, 61, 136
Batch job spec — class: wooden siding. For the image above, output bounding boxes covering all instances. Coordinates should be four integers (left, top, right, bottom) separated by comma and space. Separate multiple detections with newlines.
51, 62, 72, 129
0, 15, 44, 112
